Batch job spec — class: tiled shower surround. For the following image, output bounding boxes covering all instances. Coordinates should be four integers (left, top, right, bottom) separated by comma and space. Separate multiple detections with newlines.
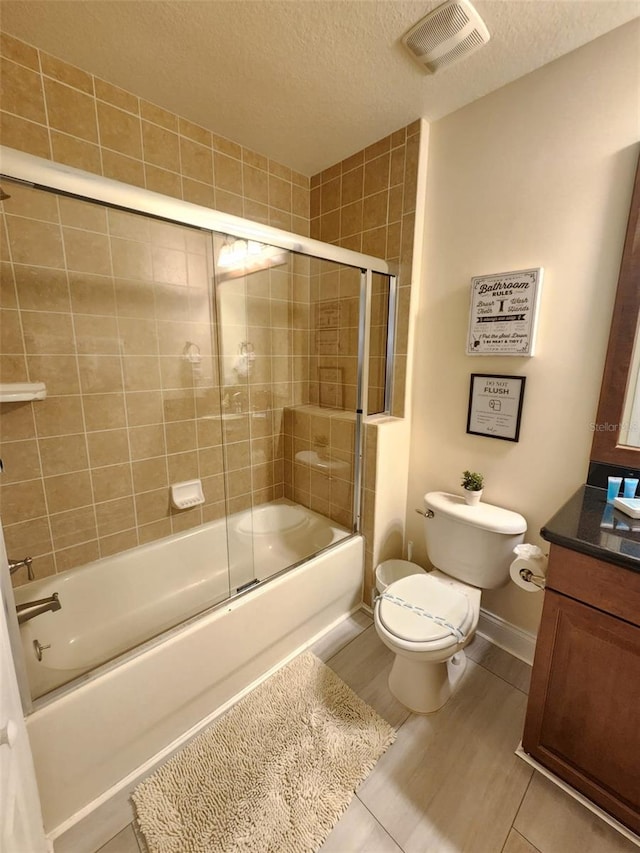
0, 34, 310, 235
0, 31, 419, 590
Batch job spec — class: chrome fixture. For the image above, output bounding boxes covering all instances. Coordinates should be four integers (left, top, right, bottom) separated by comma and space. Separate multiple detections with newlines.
33, 639, 51, 661
16, 592, 61, 624
415, 508, 435, 518
518, 567, 546, 590
9, 556, 34, 580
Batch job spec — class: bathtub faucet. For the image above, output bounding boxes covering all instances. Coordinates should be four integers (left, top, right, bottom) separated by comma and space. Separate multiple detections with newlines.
16, 592, 62, 625
9, 556, 34, 581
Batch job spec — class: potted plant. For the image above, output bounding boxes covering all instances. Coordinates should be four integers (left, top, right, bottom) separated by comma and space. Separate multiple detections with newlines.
461, 470, 484, 506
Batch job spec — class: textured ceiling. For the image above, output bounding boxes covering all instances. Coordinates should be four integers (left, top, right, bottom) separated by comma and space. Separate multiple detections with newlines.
1, 0, 639, 175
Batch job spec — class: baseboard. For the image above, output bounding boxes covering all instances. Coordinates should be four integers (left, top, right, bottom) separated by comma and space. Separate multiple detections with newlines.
477, 608, 537, 666
515, 744, 640, 848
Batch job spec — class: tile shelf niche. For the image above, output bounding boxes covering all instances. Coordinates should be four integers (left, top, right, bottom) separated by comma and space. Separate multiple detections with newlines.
0, 382, 47, 402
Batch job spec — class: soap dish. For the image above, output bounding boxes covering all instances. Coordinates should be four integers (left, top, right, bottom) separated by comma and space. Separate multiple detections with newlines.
170, 479, 205, 510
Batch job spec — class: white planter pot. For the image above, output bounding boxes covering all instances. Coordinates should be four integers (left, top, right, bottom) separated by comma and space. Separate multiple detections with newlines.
464, 488, 482, 506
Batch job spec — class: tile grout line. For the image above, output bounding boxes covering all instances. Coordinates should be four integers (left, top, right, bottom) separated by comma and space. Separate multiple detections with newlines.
324, 621, 413, 739
468, 655, 531, 697
322, 615, 373, 666
354, 792, 407, 852
506, 770, 537, 851
465, 639, 532, 697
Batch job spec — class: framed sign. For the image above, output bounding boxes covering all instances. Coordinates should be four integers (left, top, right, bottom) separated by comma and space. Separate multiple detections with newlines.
467, 374, 526, 442
467, 267, 543, 356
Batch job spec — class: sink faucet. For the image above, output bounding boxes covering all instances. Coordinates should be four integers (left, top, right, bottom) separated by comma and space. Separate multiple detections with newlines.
9, 556, 34, 581
16, 593, 61, 625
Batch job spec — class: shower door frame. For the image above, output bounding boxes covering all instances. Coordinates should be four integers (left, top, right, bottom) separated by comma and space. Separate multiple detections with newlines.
0, 144, 396, 616
1, 147, 394, 530
0, 148, 390, 275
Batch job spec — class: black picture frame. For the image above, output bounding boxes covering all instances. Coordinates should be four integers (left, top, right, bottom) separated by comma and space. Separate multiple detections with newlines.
466, 374, 526, 442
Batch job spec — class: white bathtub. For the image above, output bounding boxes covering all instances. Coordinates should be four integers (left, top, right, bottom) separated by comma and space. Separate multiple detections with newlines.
15, 504, 363, 839
15, 499, 344, 700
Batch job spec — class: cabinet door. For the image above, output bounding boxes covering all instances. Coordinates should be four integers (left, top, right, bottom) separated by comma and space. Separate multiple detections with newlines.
523, 589, 640, 835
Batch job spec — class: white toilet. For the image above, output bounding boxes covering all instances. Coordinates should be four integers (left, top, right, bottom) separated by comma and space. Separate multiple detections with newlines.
374, 491, 526, 714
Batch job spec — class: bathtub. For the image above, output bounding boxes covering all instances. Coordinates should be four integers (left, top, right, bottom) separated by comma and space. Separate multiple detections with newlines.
15, 502, 363, 838
15, 499, 344, 700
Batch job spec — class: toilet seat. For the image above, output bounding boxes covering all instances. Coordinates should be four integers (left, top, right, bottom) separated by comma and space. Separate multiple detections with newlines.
377, 574, 474, 649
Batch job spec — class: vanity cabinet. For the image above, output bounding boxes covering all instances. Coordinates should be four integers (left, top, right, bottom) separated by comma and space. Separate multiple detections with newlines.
522, 543, 640, 835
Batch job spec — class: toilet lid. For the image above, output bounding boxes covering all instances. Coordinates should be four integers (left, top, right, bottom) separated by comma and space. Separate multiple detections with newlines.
378, 574, 471, 643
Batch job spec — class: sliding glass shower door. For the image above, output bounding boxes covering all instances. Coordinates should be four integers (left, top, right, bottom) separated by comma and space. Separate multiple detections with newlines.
1, 150, 394, 698
212, 235, 369, 593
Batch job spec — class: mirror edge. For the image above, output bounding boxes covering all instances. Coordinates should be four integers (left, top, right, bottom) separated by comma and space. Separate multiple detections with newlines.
591, 150, 640, 466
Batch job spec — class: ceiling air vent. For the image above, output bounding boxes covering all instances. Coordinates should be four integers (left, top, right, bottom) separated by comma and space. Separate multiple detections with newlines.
402, 0, 490, 73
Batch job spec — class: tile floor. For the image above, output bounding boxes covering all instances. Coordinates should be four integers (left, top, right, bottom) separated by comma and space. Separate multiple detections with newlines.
89, 611, 637, 853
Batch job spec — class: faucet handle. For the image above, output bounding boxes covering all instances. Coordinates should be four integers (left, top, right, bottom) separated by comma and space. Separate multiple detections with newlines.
8, 556, 34, 580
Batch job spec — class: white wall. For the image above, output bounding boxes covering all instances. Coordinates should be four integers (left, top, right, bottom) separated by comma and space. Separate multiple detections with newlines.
407, 21, 640, 635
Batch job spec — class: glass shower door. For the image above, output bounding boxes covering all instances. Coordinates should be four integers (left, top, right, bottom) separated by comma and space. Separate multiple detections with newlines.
212, 235, 371, 594
0, 181, 235, 696
213, 234, 292, 592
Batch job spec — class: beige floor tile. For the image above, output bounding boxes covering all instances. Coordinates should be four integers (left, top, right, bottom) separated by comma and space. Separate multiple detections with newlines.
466, 634, 532, 695
324, 624, 411, 729
514, 773, 639, 853
319, 795, 403, 852
503, 828, 541, 853
84, 616, 553, 853
96, 825, 141, 853
357, 659, 533, 853
311, 609, 372, 663
54, 788, 136, 853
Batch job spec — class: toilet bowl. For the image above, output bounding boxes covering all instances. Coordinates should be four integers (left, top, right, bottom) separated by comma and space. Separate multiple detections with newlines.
375, 567, 481, 712
374, 491, 526, 714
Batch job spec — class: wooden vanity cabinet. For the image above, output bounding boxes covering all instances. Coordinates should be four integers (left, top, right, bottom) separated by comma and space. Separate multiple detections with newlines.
522, 544, 640, 835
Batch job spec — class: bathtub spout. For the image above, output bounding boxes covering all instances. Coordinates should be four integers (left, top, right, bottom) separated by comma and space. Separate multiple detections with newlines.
16, 592, 61, 624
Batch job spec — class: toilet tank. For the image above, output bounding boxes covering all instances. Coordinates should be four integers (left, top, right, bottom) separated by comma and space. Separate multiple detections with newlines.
423, 491, 526, 589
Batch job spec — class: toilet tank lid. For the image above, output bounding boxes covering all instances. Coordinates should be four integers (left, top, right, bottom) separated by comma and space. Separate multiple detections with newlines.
424, 491, 526, 535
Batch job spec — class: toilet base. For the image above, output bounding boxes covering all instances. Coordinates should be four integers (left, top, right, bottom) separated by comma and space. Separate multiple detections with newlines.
388, 650, 467, 714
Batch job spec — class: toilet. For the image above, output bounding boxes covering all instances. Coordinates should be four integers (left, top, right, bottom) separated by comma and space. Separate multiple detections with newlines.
374, 491, 526, 714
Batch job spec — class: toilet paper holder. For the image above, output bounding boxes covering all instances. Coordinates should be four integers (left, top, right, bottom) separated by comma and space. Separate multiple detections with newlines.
511, 544, 547, 590
517, 566, 546, 589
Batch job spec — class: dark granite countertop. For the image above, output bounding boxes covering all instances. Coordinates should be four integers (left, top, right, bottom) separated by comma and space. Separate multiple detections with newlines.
541, 485, 640, 573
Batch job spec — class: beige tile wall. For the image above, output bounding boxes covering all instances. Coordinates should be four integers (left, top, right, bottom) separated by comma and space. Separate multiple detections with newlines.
0, 31, 420, 589
310, 123, 420, 418
284, 126, 420, 530
308, 262, 361, 413
0, 32, 311, 583
0, 183, 226, 578
282, 405, 355, 529
0, 181, 308, 581
0, 32, 310, 235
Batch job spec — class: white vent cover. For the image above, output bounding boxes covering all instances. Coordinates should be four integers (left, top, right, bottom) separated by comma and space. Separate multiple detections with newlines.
402, 0, 490, 73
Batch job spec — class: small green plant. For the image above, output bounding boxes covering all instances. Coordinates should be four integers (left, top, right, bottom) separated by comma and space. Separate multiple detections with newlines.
461, 470, 484, 492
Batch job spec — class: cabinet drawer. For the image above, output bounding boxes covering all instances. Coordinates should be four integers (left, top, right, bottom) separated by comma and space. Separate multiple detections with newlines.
547, 545, 640, 625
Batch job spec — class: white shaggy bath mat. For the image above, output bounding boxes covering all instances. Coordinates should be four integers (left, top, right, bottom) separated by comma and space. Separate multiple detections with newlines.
132, 651, 395, 853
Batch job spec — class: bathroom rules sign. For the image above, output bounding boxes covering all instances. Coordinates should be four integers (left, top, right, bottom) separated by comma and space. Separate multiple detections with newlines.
466, 268, 543, 356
